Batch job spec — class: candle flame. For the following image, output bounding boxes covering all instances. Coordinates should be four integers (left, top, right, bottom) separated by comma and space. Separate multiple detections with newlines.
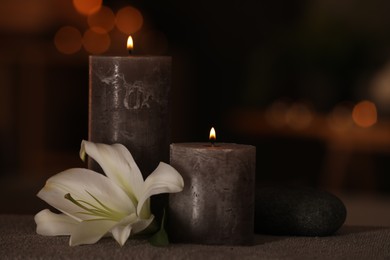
127, 36, 133, 51
209, 127, 216, 142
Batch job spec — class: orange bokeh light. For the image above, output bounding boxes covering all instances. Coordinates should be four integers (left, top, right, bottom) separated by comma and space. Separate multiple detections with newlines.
352, 100, 377, 128
73, 0, 102, 16
82, 28, 110, 54
54, 26, 82, 54
115, 6, 143, 35
87, 6, 115, 33
285, 103, 313, 130
265, 100, 290, 128
327, 102, 354, 132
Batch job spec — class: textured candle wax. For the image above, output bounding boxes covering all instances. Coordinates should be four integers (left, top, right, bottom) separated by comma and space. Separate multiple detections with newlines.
169, 143, 256, 245
89, 56, 171, 177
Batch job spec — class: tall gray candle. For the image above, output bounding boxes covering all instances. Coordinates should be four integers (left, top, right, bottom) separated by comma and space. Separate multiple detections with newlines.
89, 41, 171, 177
169, 131, 256, 245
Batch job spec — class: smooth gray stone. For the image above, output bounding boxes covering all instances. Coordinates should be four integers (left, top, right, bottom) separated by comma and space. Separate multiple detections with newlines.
255, 187, 347, 236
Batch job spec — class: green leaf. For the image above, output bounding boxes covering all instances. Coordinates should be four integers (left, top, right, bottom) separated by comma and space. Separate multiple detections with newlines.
148, 209, 169, 246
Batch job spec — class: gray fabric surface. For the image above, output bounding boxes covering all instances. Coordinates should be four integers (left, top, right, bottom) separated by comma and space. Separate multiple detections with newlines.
1, 215, 389, 259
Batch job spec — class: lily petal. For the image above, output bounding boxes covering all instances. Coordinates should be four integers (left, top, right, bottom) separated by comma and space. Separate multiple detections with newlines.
110, 214, 137, 246
137, 162, 184, 217
110, 214, 155, 246
35, 209, 79, 236
80, 140, 144, 203
131, 215, 155, 234
70, 219, 117, 246
37, 168, 134, 221
112, 225, 132, 247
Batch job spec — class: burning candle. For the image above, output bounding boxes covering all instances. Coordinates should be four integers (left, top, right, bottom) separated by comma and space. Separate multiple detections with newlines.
168, 128, 256, 245
88, 36, 171, 177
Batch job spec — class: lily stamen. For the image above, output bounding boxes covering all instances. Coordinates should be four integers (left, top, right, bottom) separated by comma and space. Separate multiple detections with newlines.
64, 192, 124, 221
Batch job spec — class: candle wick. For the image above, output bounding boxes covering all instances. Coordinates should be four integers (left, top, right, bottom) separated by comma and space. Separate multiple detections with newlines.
128, 49, 132, 55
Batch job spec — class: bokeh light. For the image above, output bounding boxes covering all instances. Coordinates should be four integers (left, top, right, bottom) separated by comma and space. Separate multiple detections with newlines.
54, 26, 82, 54
285, 103, 313, 130
352, 100, 377, 128
327, 102, 354, 132
115, 6, 143, 35
370, 63, 390, 112
82, 28, 110, 54
87, 6, 115, 33
73, 0, 102, 16
265, 100, 290, 128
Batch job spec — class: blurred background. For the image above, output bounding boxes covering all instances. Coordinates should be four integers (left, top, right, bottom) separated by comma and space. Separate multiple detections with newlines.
0, 0, 390, 225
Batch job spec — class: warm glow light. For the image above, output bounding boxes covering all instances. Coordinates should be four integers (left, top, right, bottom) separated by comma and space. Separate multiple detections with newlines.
54, 26, 82, 54
127, 36, 134, 51
73, 0, 102, 16
115, 6, 143, 34
327, 102, 354, 132
352, 100, 377, 128
265, 100, 290, 128
87, 6, 115, 33
209, 127, 216, 142
285, 103, 313, 130
83, 28, 110, 54
370, 63, 390, 111
0, 0, 52, 33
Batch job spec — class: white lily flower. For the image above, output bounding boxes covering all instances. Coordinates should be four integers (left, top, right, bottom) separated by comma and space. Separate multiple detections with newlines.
34, 140, 184, 246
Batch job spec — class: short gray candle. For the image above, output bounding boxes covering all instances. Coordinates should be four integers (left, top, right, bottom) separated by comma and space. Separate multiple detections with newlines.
169, 143, 256, 245
89, 55, 171, 177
